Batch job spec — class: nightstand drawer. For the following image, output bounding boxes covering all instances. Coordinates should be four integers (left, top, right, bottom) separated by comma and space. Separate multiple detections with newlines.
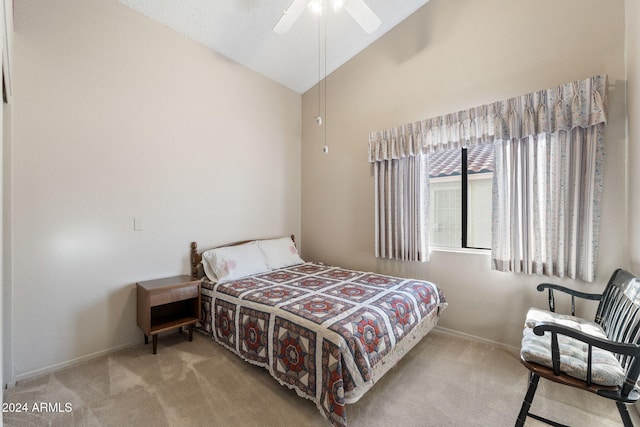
149, 284, 199, 306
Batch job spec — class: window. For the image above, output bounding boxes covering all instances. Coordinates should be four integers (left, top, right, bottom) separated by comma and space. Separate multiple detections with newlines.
369, 75, 606, 279
428, 144, 494, 249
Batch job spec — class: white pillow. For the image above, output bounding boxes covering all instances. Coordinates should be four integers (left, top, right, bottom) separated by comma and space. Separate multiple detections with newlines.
201, 256, 219, 283
256, 237, 304, 269
201, 242, 271, 283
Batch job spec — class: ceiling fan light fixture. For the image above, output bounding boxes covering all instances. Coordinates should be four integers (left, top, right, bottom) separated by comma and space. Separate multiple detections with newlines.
330, 0, 345, 12
308, 0, 323, 15
274, 0, 380, 34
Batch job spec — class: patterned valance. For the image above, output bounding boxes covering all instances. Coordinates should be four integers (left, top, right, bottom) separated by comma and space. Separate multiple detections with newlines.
368, 74, 608, 162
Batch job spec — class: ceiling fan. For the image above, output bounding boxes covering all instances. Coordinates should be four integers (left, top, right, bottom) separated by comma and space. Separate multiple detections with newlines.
273, 0, 381, 34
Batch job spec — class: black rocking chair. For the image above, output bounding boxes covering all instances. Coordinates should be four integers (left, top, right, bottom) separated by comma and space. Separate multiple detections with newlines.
515, 268, 640, 427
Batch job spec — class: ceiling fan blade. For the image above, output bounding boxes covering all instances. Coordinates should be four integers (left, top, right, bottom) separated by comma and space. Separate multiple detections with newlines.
273, 0, 310, 34
344, 0, 381, 34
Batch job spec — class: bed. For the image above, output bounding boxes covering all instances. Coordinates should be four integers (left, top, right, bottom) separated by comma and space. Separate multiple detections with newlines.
190, 236, 447, 427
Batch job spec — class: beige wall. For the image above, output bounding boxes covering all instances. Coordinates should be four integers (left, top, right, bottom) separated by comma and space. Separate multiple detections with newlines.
628, 0, 640, 274
301, 0, 628, 347
5, 0, 636, 382
8, 0, 301, 380
1, 1, 4, 418
1, 0, 13, 411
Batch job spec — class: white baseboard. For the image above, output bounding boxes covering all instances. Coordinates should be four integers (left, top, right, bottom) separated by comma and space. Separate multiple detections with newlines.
8, 340, 138, 387
6, 328, 512, 388
434, 325, 520, 353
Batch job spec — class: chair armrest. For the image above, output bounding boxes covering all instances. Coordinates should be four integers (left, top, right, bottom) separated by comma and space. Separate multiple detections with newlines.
536, 283, 603, 300
536, 283, 603, 314
532, 321, 640, 357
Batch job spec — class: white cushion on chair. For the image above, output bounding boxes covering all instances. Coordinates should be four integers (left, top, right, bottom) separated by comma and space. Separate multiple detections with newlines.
525, 307, 606, 338
521, 308, 625, 387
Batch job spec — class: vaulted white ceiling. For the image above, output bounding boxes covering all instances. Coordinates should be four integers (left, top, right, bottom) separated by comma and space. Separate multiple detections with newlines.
117, 0, 430, 94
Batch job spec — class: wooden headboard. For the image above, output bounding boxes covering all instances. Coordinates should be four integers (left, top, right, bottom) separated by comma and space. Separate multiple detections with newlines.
190, 235, 296, 279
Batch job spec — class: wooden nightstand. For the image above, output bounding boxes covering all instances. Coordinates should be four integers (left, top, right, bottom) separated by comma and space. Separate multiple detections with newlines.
136, 275, 201, 354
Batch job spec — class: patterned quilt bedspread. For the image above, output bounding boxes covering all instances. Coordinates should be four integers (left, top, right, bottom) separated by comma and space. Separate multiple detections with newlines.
200, 262, 447, 427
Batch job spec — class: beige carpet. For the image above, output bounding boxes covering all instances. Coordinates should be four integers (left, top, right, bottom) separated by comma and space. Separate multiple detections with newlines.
4, 329, 639, 426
